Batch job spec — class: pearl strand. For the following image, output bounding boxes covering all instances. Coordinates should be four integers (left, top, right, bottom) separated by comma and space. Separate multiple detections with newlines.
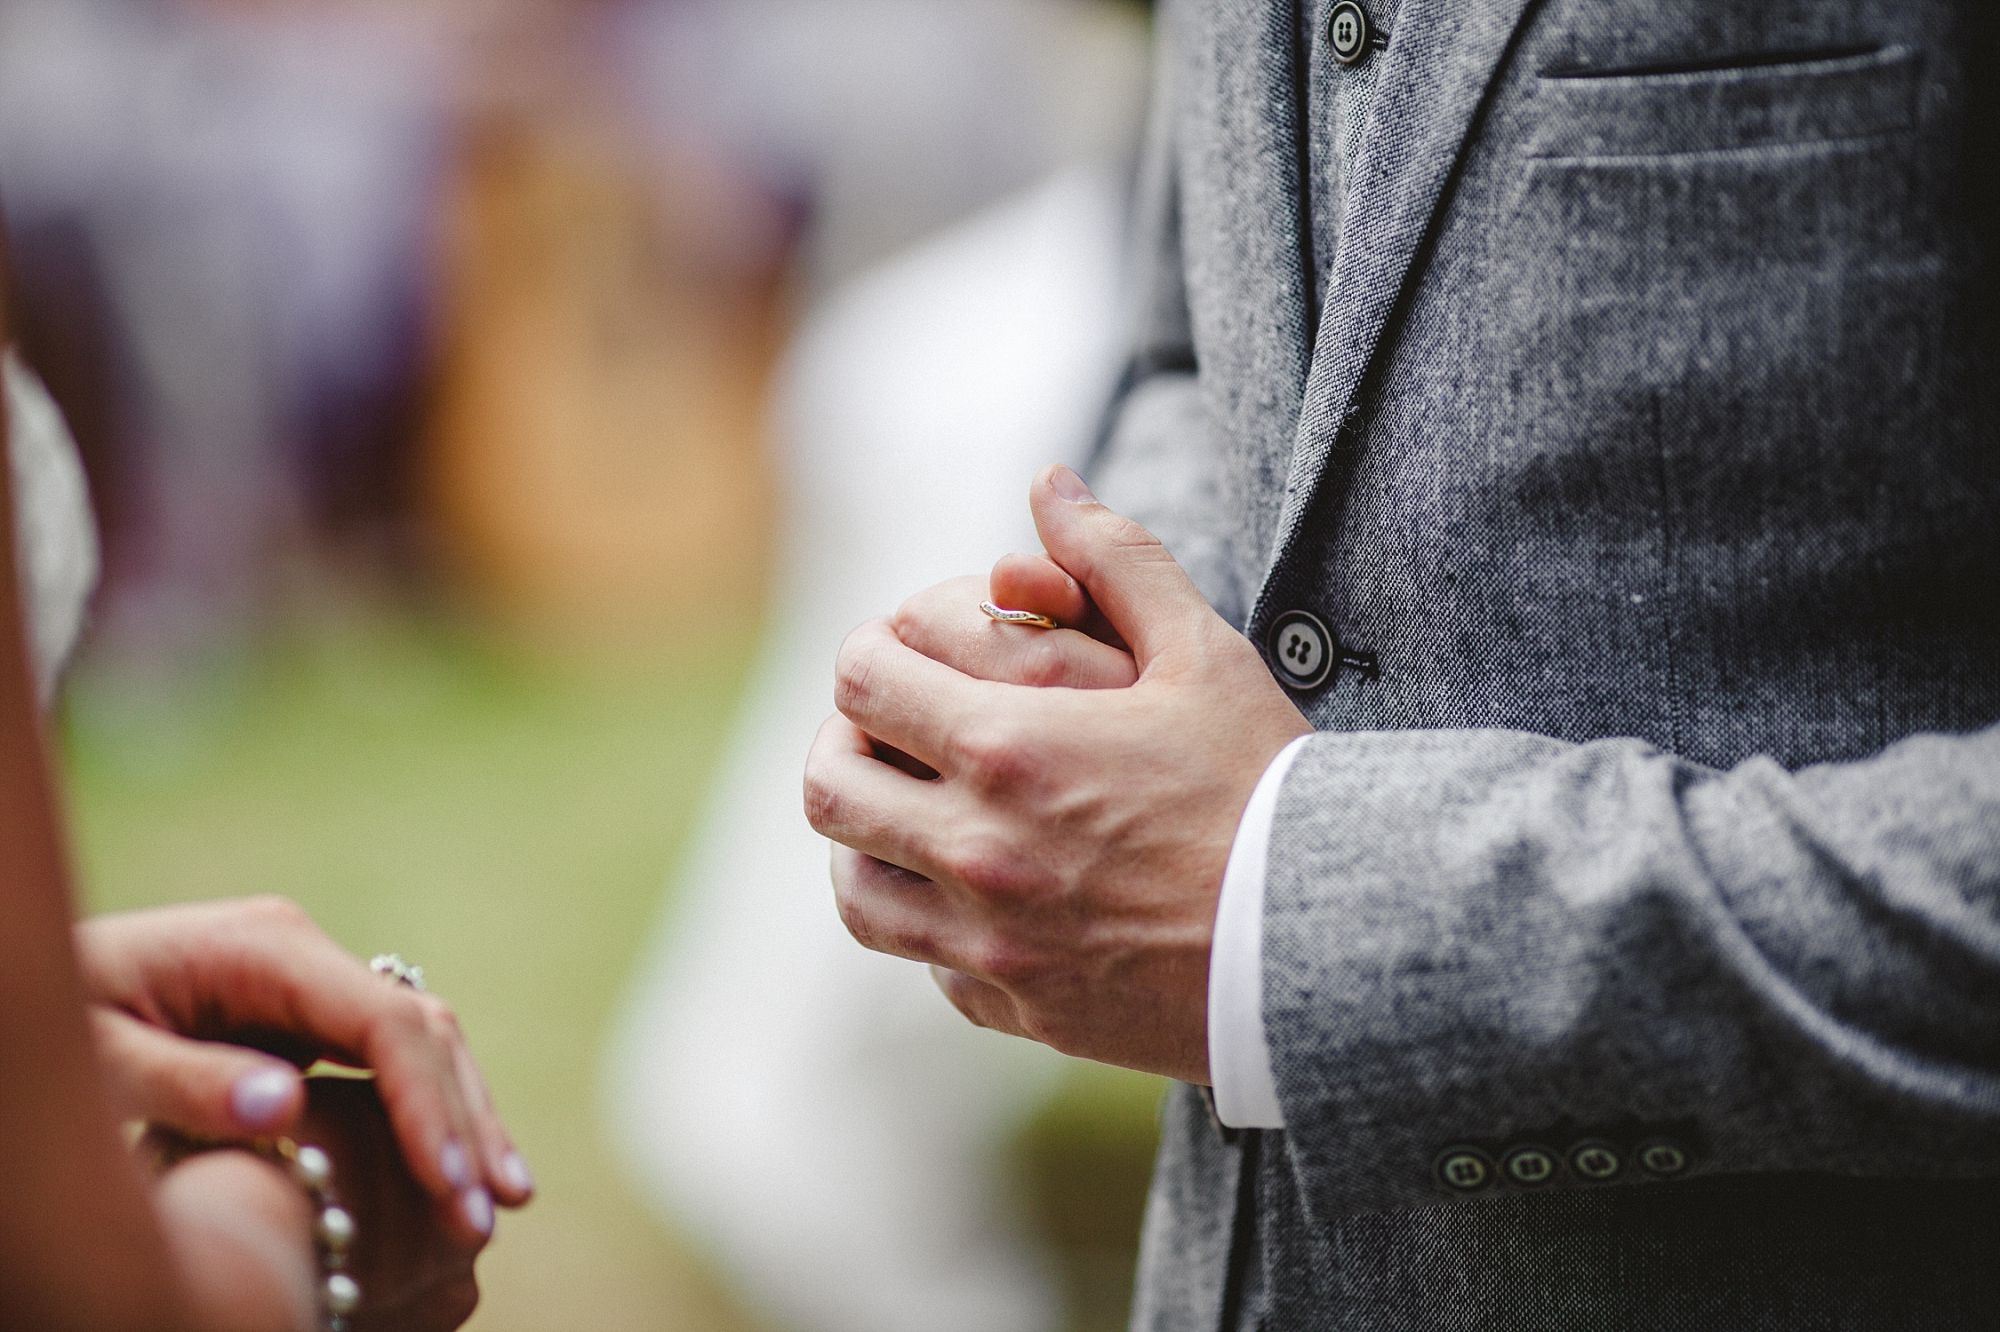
264, 1138, 362, 1331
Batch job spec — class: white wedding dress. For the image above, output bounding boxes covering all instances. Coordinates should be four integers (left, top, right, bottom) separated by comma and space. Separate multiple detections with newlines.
7, 348, 97, 701
604, 168, 1127, 1332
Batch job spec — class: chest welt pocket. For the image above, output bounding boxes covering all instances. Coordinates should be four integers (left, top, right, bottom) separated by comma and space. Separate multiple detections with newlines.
1528, 45, 1921, 161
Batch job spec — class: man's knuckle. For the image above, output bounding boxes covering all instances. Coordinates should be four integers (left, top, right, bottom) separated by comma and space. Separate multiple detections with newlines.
836, 889, 928, 960
970, 937, 1036, 988
833, 873, 888, 951
801, 761, 840, 832
942, 979, 998, 1030
1013, 1007, 1057, 1048
832, 656, 872, 719
1019, 637, 1073, 688
832, 623, 885, 711
953, 997, 996, 1030
951, 720, 1029, 789
873, 903, 935, 958
885, 922, 935, 961
889, 596, 928, 644
1026, 1005, 1085, 1055
832, 882, 875, 948
943, 832, 1016, 899
892, 577, 973, 638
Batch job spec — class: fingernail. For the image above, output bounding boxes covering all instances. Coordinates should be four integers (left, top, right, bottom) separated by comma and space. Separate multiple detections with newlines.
1049, 466, 1096, 504
440, 1138, 470, 1189
501, 1152, 535, 1195
462, 1186, 495, 1236
231, 1066, 297, 1131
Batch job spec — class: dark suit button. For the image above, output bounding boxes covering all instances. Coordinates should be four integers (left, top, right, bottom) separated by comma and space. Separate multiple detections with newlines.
1328, 2, 1372, 64
1569, 1140, 1623, 1182
1501, 1144, 1559, 1187
1434, 1147, 1494, 1194
1269, 610, 1335, 690
1637, 1139, 1692, 1178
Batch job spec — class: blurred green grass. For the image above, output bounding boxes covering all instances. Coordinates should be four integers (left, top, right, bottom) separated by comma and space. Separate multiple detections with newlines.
59, 596, 1161, 1332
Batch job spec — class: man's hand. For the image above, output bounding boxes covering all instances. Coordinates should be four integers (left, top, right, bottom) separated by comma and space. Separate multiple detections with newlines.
79, 898, 532, 1245
888, 573, 1137, 694
805, 465, 1311, 1082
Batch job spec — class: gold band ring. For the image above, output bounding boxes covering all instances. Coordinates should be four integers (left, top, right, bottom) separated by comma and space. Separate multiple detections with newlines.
980, 601, 1058, 630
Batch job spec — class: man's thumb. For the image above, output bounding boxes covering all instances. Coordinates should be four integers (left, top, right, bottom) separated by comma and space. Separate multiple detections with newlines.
1029, 465, 1213, 668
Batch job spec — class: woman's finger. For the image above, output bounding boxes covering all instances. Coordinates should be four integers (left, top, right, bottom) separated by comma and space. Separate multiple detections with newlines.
295, 1078, 485, 1328
362, 988, 497, 1243
449, 1037, 532, 1206
79, 900, 501, 1241
91, 1006, 305, 1139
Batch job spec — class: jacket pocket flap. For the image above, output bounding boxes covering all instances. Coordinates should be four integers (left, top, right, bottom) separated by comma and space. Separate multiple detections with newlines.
1530, 45, 1921, 161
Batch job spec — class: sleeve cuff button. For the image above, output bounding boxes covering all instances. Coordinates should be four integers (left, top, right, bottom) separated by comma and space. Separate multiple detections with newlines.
1638, 1139, 1692, 1178
1435, 1147, 1495, 1194
1501, 1144, 1558, 1187
1569, 1140, 1623, 1182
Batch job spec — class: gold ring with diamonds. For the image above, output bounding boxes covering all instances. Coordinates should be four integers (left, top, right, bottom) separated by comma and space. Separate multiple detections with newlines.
369, 954, 426, 991
980, 601, 1058, 630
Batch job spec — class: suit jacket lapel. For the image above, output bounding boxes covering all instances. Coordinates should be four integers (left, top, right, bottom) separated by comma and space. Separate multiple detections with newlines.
1169, 0, 1319, 570
1249, 0, 1545, 633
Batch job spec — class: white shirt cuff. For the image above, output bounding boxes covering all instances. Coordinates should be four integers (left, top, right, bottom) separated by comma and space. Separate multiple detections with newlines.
1207, 733, 1309, 1129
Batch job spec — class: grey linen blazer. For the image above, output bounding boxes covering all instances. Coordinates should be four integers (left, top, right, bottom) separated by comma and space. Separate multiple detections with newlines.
1094, 0, 2000, 1327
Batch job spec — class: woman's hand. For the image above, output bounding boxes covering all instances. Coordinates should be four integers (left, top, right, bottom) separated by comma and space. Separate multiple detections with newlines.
147, 1078, 485, 1332
151, 1147, 320, 1332
292, 1078, 485, 1330
79, 897, 533, 1244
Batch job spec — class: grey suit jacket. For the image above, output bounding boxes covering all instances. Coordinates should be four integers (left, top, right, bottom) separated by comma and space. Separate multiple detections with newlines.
1096, 1, 2000, 1327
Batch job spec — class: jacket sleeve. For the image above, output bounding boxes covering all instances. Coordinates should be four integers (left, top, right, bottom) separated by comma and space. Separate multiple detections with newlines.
1262, 721, 2000, 1217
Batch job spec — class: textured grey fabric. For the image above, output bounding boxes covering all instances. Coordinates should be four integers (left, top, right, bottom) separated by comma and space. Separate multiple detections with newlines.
1266, 726, 2000, 1200
1109, 0, 2000, 1326
1303, 0, 1399, 305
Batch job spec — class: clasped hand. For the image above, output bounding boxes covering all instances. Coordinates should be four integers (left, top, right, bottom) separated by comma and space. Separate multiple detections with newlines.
81, 898, 532, 1328
806, 466, 1310, 1083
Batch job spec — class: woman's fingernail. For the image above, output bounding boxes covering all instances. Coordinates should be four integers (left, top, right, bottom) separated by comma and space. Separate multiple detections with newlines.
501, 1152, 535, 1195
462, 1187, 495, 1236
231, 1066, 297, 1131
1049, 466, 1096, 504
440, 1139, 470, 1189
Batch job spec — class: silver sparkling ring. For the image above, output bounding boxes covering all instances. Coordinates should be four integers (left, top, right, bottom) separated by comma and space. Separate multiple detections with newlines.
369, 954, 427, 992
